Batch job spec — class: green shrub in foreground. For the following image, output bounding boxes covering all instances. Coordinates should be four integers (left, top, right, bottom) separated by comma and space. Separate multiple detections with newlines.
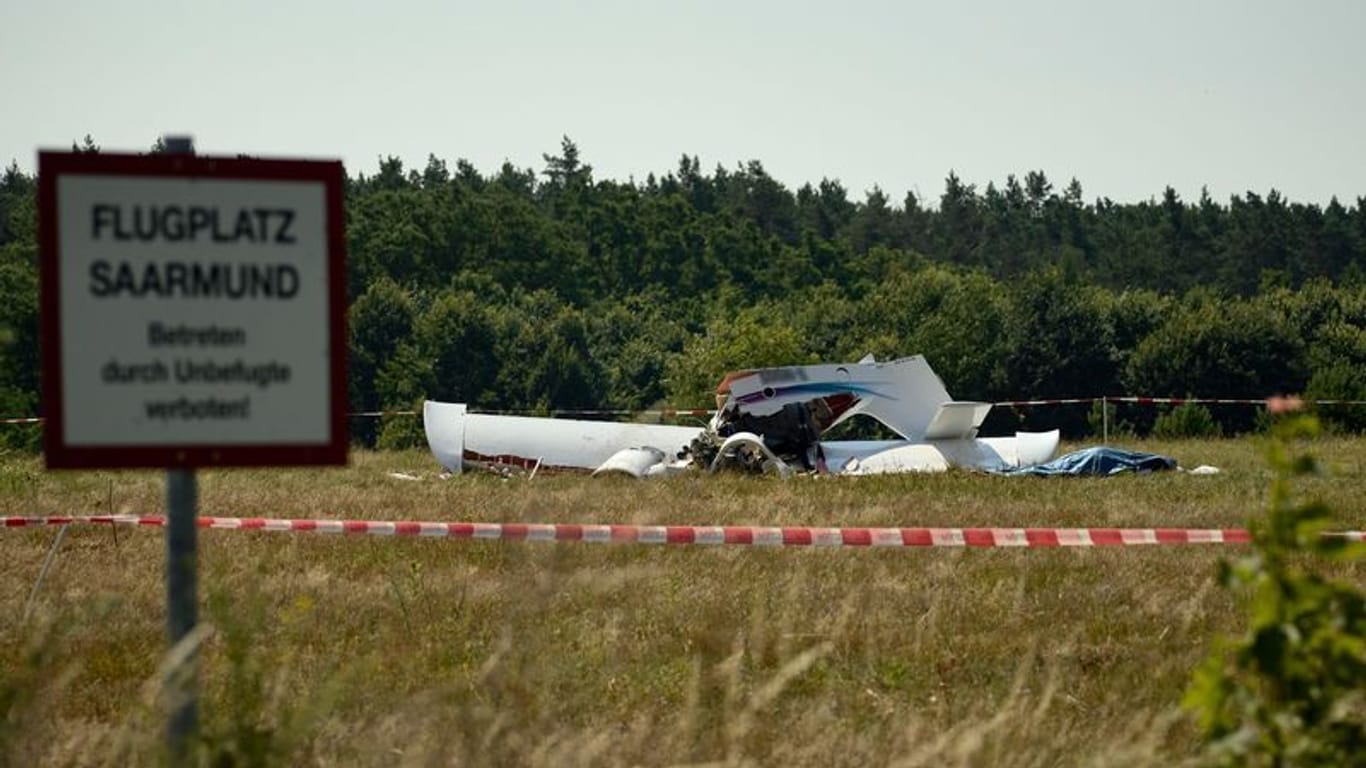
1185, 412, 1366, 766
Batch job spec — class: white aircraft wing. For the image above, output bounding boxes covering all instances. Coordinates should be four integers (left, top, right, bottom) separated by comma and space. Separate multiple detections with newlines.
424, 401, 701, 474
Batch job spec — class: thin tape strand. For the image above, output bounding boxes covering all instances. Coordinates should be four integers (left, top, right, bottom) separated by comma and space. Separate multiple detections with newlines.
3, 515, 1357, 549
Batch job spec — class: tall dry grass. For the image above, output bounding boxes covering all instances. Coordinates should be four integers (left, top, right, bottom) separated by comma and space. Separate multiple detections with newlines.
3, 437, 1364, 766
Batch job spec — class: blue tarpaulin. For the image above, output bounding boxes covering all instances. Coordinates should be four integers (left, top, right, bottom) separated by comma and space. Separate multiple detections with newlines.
1001, 446, 1177, 477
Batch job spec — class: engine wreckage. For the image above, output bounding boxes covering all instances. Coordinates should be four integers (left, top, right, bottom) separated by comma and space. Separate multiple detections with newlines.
423, 355, 1059, 478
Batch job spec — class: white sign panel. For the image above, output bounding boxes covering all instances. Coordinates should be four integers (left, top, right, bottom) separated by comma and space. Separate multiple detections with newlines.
39, 153, 347, 467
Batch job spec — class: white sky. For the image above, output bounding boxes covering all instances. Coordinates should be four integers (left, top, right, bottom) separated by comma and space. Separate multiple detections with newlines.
3, 0, 1362, 205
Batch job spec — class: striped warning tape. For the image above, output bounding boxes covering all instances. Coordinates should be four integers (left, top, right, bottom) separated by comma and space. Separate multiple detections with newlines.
284, 408, 714, 419
466, 408, 716, 418
1108, 396, 1366, 406
6, 515, 1364, 547
1107, 397, 1263, 406
992, 398, 1098, 407
997, 396, 1366, 408
3, 409, 713, 423
8, 398, 1366, 424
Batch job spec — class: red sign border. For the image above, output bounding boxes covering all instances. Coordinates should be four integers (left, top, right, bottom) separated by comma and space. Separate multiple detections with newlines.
38, 151, 349, 468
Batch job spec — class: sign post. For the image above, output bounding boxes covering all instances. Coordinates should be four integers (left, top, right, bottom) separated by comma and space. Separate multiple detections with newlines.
38, 141, 348, 758
162, 136, 198, 758
165, 465, 197, 754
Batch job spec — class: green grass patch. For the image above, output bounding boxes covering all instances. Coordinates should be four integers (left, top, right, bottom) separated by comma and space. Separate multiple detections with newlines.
3, 438, 1364, 765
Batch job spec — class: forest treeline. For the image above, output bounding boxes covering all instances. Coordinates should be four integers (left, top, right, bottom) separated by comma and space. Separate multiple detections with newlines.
3, 136, 1366, 448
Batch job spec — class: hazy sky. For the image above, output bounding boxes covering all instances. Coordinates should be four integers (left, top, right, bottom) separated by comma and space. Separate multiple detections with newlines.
3, 1, 1362, 205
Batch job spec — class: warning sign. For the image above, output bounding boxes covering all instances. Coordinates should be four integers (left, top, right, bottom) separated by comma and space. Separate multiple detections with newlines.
38, 152, 348, 468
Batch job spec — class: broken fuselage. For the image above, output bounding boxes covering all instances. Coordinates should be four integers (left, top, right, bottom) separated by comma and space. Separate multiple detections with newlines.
423, 355, 1058, 477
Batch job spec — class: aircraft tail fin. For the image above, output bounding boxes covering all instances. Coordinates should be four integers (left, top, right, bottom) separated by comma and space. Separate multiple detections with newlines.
921, 401, 993, 440
833, 356, 962, 440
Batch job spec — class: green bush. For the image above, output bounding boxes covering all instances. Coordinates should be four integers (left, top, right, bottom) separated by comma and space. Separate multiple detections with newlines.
1086, 399, 1134, 441
1152, 401, 1222, 439
1184, 413, 1366, 765
1125, 293, 1307, 433
1304, 364, 1366, 433
0, 385, 40, 454
376, 402, 427, 451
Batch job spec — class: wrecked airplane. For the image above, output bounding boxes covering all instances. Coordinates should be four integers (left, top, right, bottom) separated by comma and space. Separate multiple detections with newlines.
423, 355, 1059, 478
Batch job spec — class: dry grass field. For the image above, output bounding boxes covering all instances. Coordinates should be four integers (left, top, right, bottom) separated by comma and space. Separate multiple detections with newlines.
3, 437, 1365, 766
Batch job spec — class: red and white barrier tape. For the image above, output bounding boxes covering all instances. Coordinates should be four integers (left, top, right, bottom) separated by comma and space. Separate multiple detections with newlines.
9, 398, 1366, 425
1107, 397, 1264, 406
4, 409, 711, 423
992, 398, 1098, 407
466, 408, 716, 418
996, 396, 1366, 408
355, 399, 1366, 415
1109, 396, 1366, 406
6, 515, 1364, 547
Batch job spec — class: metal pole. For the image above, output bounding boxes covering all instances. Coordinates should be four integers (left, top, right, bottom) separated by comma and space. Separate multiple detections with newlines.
23, 523, 70, 625
165, 468, 198, 758
1102, 396, 1109, 444
163, 133, 198, 762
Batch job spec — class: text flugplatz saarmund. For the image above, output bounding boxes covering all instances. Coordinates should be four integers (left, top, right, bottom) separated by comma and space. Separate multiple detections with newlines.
87, 203, 303, 300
